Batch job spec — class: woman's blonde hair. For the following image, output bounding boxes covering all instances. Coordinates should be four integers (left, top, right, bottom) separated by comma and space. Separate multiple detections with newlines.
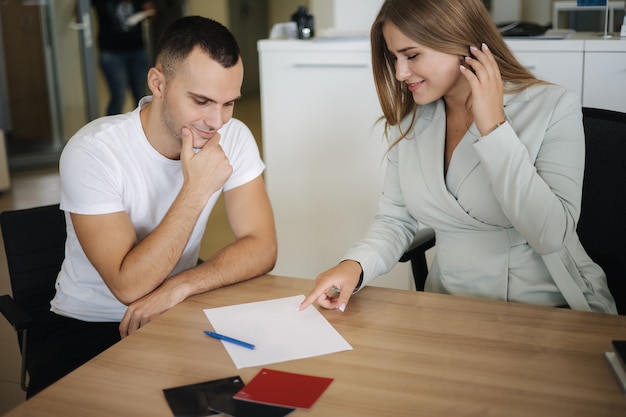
371, 0, 543, 143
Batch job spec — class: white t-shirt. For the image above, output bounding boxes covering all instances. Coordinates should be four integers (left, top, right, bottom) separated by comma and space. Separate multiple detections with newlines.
51, 97, 265, 321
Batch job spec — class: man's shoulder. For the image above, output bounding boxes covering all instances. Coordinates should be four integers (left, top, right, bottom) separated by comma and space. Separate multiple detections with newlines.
67, 112, 139, 149
219, 117, 257, 150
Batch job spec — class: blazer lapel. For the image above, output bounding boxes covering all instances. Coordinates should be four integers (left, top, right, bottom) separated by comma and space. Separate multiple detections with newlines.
407, 101, 482, 223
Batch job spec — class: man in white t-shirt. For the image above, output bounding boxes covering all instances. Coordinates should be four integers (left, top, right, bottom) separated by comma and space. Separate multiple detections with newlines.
27, 16, 277, 398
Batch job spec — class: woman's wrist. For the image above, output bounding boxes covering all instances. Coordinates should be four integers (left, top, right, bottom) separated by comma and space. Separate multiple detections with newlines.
482, 120, 506, 136
340, 259, 364, 293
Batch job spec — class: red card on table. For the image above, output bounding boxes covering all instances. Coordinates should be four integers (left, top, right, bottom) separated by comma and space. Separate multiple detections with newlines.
234, 368, 333, 410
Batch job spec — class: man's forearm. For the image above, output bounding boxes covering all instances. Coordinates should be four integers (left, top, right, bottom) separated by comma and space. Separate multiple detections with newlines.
168, 233, 277, 300
108, 185, 211, 304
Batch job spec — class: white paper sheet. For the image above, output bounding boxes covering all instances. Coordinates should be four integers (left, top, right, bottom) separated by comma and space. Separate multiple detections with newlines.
203, 295, 353, 369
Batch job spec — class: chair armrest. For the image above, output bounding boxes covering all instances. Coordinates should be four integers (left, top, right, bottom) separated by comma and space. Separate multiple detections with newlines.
399, 228, 436, 263
0, 294, 32, 331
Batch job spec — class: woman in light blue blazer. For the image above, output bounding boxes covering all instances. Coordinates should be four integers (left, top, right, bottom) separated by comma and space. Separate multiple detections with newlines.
299, 0, 617, 314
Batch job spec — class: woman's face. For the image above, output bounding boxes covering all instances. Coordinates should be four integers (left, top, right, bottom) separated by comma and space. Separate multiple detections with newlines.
382, 22, 468, 105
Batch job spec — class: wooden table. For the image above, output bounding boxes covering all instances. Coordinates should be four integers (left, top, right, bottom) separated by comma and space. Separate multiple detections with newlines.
4, 275, 626, 416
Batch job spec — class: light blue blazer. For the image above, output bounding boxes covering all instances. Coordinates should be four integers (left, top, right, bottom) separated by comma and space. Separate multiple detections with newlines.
345, 83, 616, 314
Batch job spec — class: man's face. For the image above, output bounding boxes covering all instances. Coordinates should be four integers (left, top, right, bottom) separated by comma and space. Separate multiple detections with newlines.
160, 47, 243, 150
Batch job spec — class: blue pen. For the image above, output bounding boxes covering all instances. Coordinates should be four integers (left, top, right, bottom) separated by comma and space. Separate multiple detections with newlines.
204, 330, 255, 350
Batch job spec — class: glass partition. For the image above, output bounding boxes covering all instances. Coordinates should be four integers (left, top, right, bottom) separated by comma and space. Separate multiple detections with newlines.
0, 0, 65, 168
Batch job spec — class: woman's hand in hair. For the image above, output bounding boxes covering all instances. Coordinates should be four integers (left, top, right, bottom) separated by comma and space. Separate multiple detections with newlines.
460, 43, 505, 136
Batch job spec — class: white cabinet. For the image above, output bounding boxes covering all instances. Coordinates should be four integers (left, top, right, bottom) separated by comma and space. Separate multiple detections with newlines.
506, 39, 584, 99
258, 39, 412, 289
583, 40, 626, 113
506, 36, 626, 112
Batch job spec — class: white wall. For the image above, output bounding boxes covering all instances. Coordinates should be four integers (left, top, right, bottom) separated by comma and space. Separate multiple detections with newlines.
491, 0, 522, 23
310, 0, 383, 32
523, 0, 553, 25
308, 0, 560, 32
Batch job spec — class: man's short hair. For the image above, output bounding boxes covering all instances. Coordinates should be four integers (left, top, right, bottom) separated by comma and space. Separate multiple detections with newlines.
155, 16, 241, 79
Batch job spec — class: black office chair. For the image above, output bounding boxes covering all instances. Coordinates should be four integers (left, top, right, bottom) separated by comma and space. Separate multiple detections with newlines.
399, 107, 626, 315
399, 228, 435, 291
577, 107, 626, 315
0, 203, 66, 391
